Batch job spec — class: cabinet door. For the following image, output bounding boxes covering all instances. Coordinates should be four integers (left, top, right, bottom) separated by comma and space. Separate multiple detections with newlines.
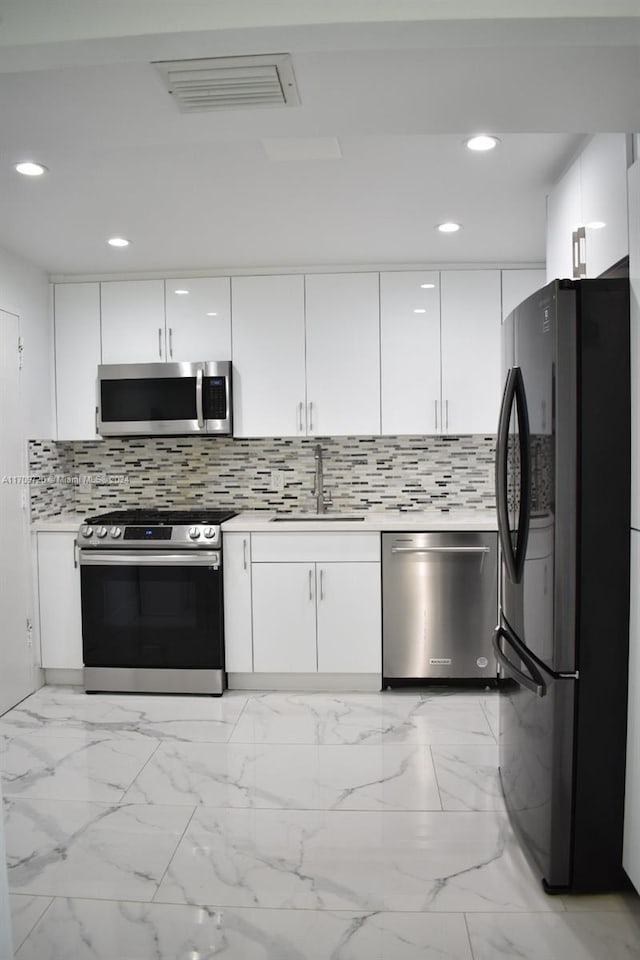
223, 533, 253, 673
165, 277, 231, 361
440, 270, 501, 435
252, 563, 317, 671
624, 529, 640, 893
581, 134, 629, 279
101, 280, 166, 363
305, 273, 380, 436
380, 271, 441, 434
316, 562, 381, 673
232, 275, 306, 437
546, 160, 582, 283
54, 283, 101, 440
37, 533, 82, 669
501, 270, 546, 321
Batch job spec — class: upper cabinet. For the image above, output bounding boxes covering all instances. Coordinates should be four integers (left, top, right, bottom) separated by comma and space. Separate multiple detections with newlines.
164, 277, 231, 361
440, 270, 502, 435
101, 278, 232, 364
101, 279, 165, 364
231, 274, 307, 438
305, 273, 380, 437
54, 283, 101, 441
546, 134, 629, 282
380, 271, 441, 435
232, 272, 380, 438
501, 269, 546, 321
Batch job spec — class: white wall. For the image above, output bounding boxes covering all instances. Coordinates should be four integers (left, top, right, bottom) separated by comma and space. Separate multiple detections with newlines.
0, 243, 54, 440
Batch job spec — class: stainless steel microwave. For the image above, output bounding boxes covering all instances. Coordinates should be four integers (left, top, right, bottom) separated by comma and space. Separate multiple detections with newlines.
97, 361, 232, 437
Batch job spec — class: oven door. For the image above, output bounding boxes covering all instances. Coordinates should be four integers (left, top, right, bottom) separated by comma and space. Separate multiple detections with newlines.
80, 550, 223, 670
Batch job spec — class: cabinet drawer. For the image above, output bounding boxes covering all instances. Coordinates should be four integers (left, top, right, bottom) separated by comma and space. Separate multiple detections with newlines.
251, 532, 380, 563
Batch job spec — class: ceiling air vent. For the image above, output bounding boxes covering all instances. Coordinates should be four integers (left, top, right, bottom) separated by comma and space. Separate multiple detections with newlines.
153, 54, 300, 113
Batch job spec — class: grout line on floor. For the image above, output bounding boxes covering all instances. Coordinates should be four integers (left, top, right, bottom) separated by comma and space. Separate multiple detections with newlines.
11, 894, 56, 954
150, 804, 199, 903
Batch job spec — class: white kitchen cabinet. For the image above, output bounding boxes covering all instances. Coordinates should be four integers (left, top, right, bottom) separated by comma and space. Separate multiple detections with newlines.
440, 270, 502, 435
252, 562, 318, 672
380, 271, 441, 434
250, 532, 381, 674
36, 532, 83, 669
305, 273, 381, 436
316, 562, 381, 673
164, 277, 231, 361
546, 134, 628, 283
501, 269, 546, 321
222, 532, 253, 673
231, 274, 306, 438
624, 529, 640, 893
54, 282, 101, 440
101, 279, 166, 363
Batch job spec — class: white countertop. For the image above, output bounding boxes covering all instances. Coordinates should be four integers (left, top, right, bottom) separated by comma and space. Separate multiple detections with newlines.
222, 510, 498, 533
30, 513, 86, 533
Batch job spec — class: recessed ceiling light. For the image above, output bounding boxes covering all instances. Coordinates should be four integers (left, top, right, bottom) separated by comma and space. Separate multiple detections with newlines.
206, 312, 218, 317
414, 308, 427, 314
587, 221, 606, 230
465, 135, 500, 152
420, 283, 436, 289
437, 222, 461, 233
107, 237, 130, 247
15, 161, 47, 176
174, 289, 190, 295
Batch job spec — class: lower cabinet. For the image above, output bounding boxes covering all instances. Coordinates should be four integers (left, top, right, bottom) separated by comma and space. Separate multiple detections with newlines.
224, 531, 382, 676
36, 532, 83, 669
252, 561, 381, 673
624, 529, 640, 892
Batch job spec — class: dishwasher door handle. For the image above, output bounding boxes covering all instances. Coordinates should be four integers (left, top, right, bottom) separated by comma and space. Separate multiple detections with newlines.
390, 546, 491, 555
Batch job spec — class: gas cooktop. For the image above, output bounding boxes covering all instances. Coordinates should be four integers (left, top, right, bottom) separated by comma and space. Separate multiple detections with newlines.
84, 509, 237, 525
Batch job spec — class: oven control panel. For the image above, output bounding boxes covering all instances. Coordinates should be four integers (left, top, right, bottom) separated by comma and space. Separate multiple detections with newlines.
78, 523, 222, 548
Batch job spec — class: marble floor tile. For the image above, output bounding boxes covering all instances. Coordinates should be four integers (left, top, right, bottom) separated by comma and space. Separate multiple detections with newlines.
431, 744, 505, 811
229, 693, 495, 746
123, 740, 442, 811
9, 895, 53, 954
1, 733, 159, 802
0, 685, 249, 743
480, 696, 499, 740
15, 898, 474, 960
466, 911, 640, 959
156, 807, 560, 913
559, 891, 640, 912
5, 797, 194, 900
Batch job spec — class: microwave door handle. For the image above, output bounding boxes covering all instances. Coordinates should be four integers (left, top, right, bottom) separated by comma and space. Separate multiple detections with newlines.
195, 368, 204, 429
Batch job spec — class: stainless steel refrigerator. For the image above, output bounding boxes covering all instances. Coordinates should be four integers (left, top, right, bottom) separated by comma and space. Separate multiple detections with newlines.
495, 277, 631, 893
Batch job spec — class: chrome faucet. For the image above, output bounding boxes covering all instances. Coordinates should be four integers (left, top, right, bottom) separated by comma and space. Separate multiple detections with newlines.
312, 444, 332, 514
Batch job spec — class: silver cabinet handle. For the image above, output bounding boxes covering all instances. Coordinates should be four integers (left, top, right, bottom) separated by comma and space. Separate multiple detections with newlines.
309, 568, 313, 601
319, 568, 325, 600
195, 368, 204, 428
243, 538, 248, 570
308, 401, 314, 432
445, 399, 449, 430
95, 406, 99, 436
169, 327, 174, 359
73, 538, 79, 569
298, 402, 304, 433
434, 400, 438, 431
390, 546, 491, 555
158, 327, 163, 358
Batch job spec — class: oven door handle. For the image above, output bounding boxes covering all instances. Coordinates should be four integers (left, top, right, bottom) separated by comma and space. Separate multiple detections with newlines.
79, 550, 220, 567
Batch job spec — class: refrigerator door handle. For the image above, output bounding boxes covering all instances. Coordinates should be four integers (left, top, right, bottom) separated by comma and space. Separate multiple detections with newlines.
496, 367, 519, 584
492, 625, 547, 698
514, 367, 532, 581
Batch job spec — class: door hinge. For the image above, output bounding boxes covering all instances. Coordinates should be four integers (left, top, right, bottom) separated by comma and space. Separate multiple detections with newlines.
26, 617, 33, 647
17, 336, 24, 369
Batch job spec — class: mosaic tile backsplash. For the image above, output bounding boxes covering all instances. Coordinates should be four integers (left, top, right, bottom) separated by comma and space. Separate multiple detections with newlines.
28, 435, 496, 520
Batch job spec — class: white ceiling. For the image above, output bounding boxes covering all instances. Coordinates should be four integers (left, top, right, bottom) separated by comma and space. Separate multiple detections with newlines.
0, 5, 638, 276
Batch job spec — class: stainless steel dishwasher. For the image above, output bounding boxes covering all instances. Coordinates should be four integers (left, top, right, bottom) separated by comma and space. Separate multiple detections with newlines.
382, 531, 498, 682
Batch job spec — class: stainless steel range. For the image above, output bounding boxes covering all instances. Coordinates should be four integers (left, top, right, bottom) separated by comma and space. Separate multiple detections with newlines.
78, 509, 236, 696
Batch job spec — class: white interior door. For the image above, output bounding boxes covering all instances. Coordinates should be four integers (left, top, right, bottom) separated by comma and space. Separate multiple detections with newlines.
0, 309, 34, 715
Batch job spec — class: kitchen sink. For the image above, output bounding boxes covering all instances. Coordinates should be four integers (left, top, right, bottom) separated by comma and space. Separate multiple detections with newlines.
271, 514, 366, 522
